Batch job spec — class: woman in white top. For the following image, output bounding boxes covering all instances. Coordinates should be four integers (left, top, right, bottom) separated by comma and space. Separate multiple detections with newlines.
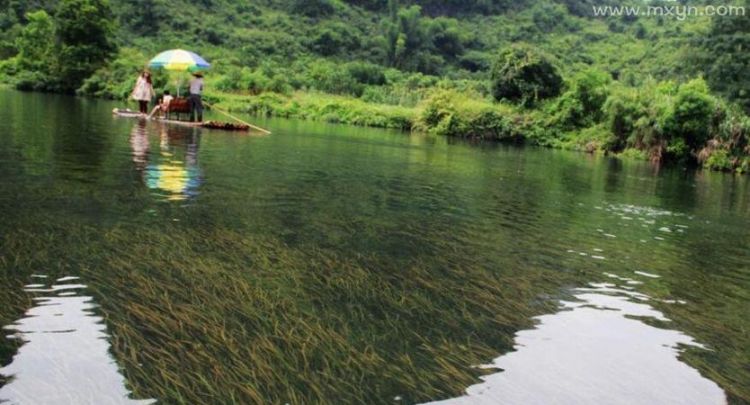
131, 71, 155, 114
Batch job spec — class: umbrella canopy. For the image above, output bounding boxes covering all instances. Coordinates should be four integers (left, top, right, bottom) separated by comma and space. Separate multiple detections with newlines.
148, 49, 210, 72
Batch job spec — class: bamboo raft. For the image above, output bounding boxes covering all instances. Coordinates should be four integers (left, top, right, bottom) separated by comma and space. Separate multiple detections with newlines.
112, 108, 264, 133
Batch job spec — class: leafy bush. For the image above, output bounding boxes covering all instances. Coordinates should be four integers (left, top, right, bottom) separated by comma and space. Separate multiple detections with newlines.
55, 0, 117, 92
213, 66, 293, 95
701, 5, 750, 110
345, 62, 386, 86
305, 60, 365, 96
619, 148, 649, 161
79, 48, 163, 98
288, 0, 336, 17
310, 21, 362, 56
663, 78, 716, 151
14, 10, 55, 74
490, 45, 563, 106
550, 68, 611, 129
14, 70, 57, 92
604, 81, 673, 157
603, 79, 725, 162
458, 50, 490, 72
417, 89, 522, 140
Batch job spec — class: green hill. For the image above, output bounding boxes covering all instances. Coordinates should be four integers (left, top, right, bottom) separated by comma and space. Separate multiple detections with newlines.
1, 0, 749, 172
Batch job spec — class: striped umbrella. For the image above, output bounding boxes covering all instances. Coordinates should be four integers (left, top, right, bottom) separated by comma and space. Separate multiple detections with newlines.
148, 49, 210, 72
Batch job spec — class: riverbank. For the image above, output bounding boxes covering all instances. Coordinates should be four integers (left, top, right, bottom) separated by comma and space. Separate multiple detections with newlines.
204, 87, 750, 174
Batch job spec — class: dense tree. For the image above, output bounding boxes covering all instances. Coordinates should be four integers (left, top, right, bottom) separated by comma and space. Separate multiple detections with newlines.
551, 68, 611, 128
343, 0, 388, 11
664, 79, 717, 153
345, 0, 522, 15
383, 4, 427, 70
701, 0, 750, 110
11, 10, 56, 90
427, 17, 465, 62
556, 0, 618, 17
380, 2, 471, 74
288, 0, 336, 17
113, 0, 169, 37
310, 21, 362, 56
15, 10, 54, 72
54, 0, 117, 92
490, 45, 563, 105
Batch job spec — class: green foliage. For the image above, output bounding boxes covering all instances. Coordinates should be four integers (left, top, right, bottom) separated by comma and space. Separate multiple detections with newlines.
14, 10, 54, 73
417, 89, 525, 140
697, 104, 750, 172
78, 47, 156, 98
288, 0, 337, 17
550, 68, 611, 129
383, 4, 426, 69
344, 61, 387, 86
215, 91, 416, 129
604, 81, 674, 157
11, 10, 56, 90
1, 0, 749, 173
603, 78, 725, 162
380, 3, 470, 74
531, 2, 578, 33
490, 45, 563, 106
310, 21, 362, 56
112, 0, 168, 37
618, 148, 648, 161
54, 0, 117, 92
702, 148, 733, 171
701, 0, 750, 110
305, 60, 367, 96
663, 78, 716, 151
426, 17, 465, 62
458, 50, 490, 72
213, 66, 293, 95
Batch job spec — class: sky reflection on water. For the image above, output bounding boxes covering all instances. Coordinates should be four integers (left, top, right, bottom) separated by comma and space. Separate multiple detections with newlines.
0, 276, 154, 405
424, 281, 726, 405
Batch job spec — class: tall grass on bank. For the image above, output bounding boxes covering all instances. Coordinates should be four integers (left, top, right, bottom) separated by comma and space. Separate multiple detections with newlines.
208, 91, 416, 130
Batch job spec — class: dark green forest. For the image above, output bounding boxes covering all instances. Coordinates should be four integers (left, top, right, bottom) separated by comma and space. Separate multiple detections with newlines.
1, 0, 750, 171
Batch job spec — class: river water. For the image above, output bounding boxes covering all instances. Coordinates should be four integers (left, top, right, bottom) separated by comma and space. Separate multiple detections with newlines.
0, 90, 748, 404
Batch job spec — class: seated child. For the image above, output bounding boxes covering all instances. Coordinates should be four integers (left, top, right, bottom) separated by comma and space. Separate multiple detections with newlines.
148, 90, 175, 119
161, 90, 174, 111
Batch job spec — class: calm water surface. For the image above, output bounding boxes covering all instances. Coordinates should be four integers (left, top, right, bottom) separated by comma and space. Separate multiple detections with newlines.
0, 90, 748, 404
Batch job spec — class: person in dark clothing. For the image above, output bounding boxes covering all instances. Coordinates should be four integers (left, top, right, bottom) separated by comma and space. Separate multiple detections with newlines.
188, 71, 204, 122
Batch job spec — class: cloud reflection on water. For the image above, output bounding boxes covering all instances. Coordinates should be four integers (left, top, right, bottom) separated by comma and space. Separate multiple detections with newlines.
423, 282, 726, 405
0, 276, 154, 405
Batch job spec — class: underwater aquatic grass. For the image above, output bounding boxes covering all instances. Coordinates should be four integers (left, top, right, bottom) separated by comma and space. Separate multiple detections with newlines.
0, 106, 748, 404
0, 217, 571, 404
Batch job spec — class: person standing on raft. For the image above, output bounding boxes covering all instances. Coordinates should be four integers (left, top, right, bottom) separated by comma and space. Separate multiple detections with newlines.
131, 71, 154, 115
189, 72, 204, 122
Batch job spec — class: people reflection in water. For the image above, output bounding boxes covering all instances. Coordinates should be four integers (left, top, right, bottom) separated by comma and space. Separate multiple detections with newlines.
128, 122, 203, 201
129, 121, 149, 173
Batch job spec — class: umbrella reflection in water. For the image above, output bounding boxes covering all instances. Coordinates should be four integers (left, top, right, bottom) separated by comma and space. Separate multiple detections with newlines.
129, 122, 203, 201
